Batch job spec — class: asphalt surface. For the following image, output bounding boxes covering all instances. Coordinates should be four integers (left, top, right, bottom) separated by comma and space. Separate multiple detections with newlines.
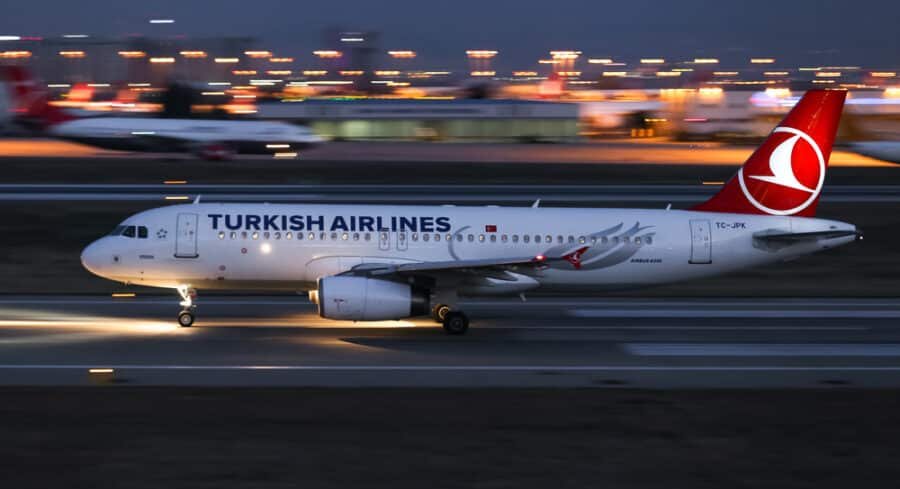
3, 183, 900, 203
2, 296, 899, 388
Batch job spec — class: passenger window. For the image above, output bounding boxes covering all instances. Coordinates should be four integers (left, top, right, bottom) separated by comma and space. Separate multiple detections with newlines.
478, 234, 485, 242
512, 235, 519, 243
602, 237, 608, 244
567, 236, 574, 243
578, 236, 586, 244
524, 235, 530, 243
308, 232, 315, 240
490, 235, 497, 243
434, 234, 441, 242
501, 235, 508, 243
138, 226, 148, 239
645, 236, 653, 245
252, 232, 259, 240
557, 235, 564, 244
230, 232, 236, 239
411, 233, 418, 241
364, 233, 371, 241
545, 235, 552, 243
341, 233, 348, 241
423, 234, 430, 242
286, 232, 292, 240
217, 231, 225, 240
353, 233, 360, 241
634, 237, 642, 245
591, 237, 597, 245
536, 235, 542, 243
264, 232, 270, 240
468, 234, 474, 242
122, 226, 136, 238
331, 232, 338, 241
242, 231, 248, 239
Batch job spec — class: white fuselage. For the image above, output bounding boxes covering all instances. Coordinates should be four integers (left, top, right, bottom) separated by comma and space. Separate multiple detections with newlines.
49, 117, 322, 153
81, 203, 857, 294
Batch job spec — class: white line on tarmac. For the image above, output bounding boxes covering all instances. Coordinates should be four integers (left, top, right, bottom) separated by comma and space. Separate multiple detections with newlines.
2, 364, 900, 371
571, 309, 900, 318
625, 343, 900, 357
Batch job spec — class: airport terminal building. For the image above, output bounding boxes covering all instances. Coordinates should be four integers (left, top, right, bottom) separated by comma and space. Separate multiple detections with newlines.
256, 99, 579, 141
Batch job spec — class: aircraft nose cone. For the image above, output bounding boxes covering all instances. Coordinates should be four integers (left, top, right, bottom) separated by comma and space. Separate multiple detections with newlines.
81, 240, 104, 276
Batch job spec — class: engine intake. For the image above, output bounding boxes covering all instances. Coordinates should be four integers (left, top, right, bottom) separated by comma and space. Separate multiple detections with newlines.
317, 276, 429, 321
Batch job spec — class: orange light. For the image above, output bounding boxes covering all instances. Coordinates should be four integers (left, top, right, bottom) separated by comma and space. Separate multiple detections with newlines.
640, 58, 665, 64
150, 57, 175, 64
713, 71, 739, 76
764, 71, 790, 76
339, 70, 364, 76
816, 72, 841, 78
556, 71, 581, 77
550, 50, 581, 60
470, 71, 495, 76
118, 51, 146, 58
751, 58, 776, 64
466, 50, 498, 59
693, 58, 719, 64
388, 50, 416, 59
871, 72, 897, 78
269, 57, 294, 63
59, 50, 86, 58
267, 70, 292, 75
588, 58, 613, 64
313, 50, 342, 58
374, 70, 401, 76
245, 50, 272, 58
232, 70, 257, 75
180, 50, 207, 58
0, 50, 31, 59
214, 57, 239, 63
303, 70, 327, 76
513, 71, 538, 76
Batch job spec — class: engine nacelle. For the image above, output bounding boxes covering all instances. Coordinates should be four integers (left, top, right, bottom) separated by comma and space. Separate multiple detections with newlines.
317, 276, 429, 321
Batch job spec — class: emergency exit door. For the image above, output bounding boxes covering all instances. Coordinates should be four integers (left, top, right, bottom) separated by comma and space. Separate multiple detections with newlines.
175, 213, 199, 258
689, 219, 711, 264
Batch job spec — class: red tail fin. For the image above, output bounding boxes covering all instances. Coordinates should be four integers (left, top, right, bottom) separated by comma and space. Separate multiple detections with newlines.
1, 66, 74, 128
692, 89, 846, 217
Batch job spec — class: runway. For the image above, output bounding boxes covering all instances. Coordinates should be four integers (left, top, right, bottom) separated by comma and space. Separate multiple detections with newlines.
2, 183, 900, 203
1, 296, 899, 388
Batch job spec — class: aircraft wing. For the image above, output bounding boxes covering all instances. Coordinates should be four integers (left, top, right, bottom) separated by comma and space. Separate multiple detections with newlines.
342, 254, 562, 278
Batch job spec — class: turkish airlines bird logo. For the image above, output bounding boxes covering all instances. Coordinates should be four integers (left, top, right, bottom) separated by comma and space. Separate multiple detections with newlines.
738, 127, 825, 216
747, 134, 817, 194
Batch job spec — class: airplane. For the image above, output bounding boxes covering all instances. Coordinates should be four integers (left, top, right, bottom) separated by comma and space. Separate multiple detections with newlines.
1, 66, 323, 159
851, 141, 900, 164
81, 90, 860, 335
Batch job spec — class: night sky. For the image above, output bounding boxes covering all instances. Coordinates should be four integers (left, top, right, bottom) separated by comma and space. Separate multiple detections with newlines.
2, 0, 898, 69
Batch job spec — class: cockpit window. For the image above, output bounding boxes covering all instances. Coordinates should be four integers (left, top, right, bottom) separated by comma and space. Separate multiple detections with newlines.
122, 226, 136, 238
108, 225, 126, 236
138, 226, 148, 239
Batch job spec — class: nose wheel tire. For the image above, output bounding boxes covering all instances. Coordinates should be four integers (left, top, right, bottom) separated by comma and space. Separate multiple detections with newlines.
432, 304, 451, 323
178, 310, 195, 328
442, 311, 469, 335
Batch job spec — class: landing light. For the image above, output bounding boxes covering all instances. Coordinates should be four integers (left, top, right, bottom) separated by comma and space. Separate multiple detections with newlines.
261, 243, 272, 254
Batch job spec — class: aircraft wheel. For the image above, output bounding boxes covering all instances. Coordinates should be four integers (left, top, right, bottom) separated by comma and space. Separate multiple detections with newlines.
442, 311, 469, 335
178, 310, 195, 328
432, 304, 451, 323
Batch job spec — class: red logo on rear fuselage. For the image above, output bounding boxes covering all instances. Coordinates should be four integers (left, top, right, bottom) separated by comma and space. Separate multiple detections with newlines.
737, 127, 825, 216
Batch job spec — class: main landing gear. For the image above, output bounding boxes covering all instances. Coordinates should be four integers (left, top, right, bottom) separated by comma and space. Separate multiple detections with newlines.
176, 285, 197, 327
433, 303, 468, 335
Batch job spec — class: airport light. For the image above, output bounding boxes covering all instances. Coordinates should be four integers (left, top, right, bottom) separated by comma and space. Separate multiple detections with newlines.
466, 50, 498, 59
764, 71, 790, 76
150, 57, 175, 64
603, 71, 627, 77
180, 50, 207, 58
233, 70, 257, 75
513, 71, 538, 77
816, 71, 842, 78
267, 70, 292, 75
588, 58, 614, 64
47, 83, 70, 88
59, 51, 86, 58
656, 71, 682, 77
339, 70, 364, 76
313, 50, 342, 59
270, 57, 294, 63
0, 36, 21, 41
538, 59, 559, 64
713, 71, 739, 76
149, 19, 175, 24
63, 34, 89, 39
374, 70, 401, 77
470, 71, 496, 77
0, 51, 31, 58
640, 58, 665, 64
245, 50, 272, 58
751, 58, 776, 64
303, 70, 327, 76
388, 50, 416, 59
885, 87, 900, 98
550, 51, 581, 60
693, 58, 719, 64
118, 51, 146, 58
215, 57, 240, 63
872, 72, 897, 78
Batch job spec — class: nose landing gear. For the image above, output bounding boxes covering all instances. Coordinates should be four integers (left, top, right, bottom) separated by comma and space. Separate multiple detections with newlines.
176, 285, 197, 327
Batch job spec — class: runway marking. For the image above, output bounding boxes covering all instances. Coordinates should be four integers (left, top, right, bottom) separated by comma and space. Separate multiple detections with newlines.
2, 364, 900, 372
626, 343, 900, 357
571, 309, 900, 318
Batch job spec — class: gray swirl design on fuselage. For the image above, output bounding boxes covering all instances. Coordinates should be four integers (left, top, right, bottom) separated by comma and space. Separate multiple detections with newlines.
447, 225, 471, 260
545, 222, 656, 271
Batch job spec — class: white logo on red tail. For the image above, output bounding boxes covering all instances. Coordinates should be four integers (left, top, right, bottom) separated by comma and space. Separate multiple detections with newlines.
737, 126, 825, 216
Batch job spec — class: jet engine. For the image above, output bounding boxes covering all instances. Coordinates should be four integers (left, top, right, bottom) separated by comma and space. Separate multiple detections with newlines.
317, 276, 429, 321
